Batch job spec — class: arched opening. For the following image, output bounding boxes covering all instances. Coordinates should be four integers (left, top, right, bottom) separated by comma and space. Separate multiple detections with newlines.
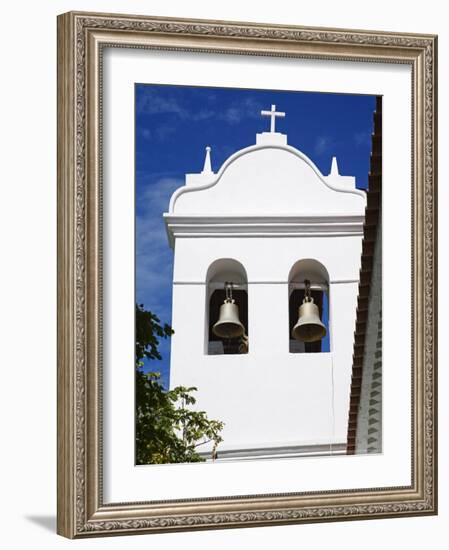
206, 259, 248, 355
288, 259, 330, 353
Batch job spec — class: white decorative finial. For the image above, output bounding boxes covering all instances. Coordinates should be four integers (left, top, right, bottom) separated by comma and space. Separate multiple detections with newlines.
330, 156, 339, 176
202, 146, 213, 175
261, 104, 286, 133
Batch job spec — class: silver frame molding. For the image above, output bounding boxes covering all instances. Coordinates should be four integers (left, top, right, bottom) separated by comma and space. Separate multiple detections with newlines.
57, 11, 438, 538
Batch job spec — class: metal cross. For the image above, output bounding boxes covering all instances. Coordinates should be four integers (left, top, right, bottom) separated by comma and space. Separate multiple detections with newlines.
261, 104, 286, 133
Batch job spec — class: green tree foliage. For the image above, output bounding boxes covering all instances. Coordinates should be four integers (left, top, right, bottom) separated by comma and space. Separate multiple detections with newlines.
135, 303, 224, 465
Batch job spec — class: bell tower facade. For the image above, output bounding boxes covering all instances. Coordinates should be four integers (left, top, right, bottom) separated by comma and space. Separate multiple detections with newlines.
164, 107, 366, 459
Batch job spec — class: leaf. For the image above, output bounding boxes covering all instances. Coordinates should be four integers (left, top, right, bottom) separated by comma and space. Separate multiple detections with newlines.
135, 303, 224, 465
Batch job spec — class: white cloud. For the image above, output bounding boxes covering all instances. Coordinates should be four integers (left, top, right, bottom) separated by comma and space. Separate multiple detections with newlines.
135, 176, 182, 322
354, 131, 371, 146
137, 90, 215, 122
314, 136, 335, 155
138, 176, 181, 212
137, 88, 264, 127
218, 97, 264, 125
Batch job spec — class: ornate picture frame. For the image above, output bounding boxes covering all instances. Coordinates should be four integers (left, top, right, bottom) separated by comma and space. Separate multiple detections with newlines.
57, 11, 437, 538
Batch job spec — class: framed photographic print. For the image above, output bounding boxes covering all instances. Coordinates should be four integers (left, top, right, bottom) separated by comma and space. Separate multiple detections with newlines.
57, 11, 437, 538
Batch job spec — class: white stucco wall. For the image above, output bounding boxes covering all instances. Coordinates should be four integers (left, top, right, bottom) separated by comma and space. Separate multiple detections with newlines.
170, 235, 362, 452
166, 135, 365, 455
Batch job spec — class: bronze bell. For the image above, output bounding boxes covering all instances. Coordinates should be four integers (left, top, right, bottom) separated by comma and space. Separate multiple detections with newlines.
292, 298, 326, 343
213, 299, 245, 339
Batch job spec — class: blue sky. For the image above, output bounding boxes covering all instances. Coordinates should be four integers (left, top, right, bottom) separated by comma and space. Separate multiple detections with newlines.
135, 84, 376, 388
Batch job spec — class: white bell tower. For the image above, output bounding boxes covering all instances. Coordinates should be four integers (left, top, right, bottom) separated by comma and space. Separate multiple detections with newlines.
164, 106, 366, 459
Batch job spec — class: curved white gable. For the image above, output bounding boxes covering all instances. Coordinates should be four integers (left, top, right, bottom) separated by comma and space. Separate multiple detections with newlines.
169, 144, 366, 216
